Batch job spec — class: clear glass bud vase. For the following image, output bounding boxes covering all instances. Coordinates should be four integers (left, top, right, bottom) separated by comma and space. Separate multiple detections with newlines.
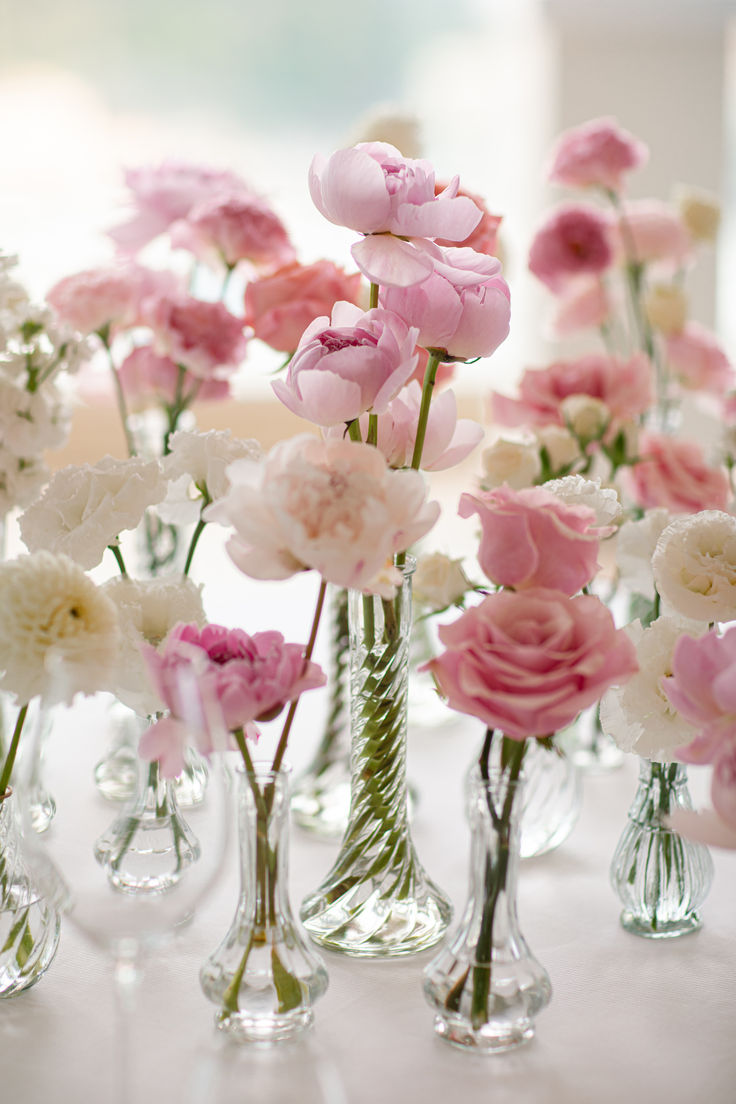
610, 759, 714, 938
504, 738, 582, 859
424, 767, 551, 1051
200, 764, 328, 1042
0, 788, 61, 997
300, 558, 452, 956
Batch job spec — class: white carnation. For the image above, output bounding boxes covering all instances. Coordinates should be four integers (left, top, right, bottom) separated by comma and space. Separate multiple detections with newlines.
480, 438, 541, 491
615, 508, 671, 601
652, 510, 736, 623
159, 429, 263, 524
413, 552, 471, 612
543, 474, 623, 530
19, 455, 168, 570
599, 617, 700, 761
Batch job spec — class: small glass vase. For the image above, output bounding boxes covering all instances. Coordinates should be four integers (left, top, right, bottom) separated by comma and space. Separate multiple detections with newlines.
300, 558, 452, 957
424, 765, 551, 1051
0, 787, 61, 997
610, 758, 714, 938
512, 738, 582, 859
200, 764, 328, 1043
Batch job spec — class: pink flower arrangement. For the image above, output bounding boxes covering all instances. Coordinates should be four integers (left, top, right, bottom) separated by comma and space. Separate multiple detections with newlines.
627, 431, 730, 514
47, 263, 179, 336
665, 322, 733, 395
547, 117, 648, 194
170, 192, 296, 272
423, 587, 638, 740
244, 260, 364, 354
528, 204, 614, 293
118, 346, 231, 408
144, 293, 248, 379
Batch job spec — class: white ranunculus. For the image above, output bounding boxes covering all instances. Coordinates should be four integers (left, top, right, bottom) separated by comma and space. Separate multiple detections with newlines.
652, 510, 736, 623
534, 425, 581, 474
19, 455, 168, 570
599, 617, 700, 761
480, 437, 541, 490
543, 474, 623, 530
615, 508, 671, 601
159, 429, 263, 525
413, 552, 471, 612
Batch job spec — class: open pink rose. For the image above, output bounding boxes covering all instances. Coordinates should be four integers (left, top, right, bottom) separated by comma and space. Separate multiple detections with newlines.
245, 260, 364, 354
665, 323, 733, 395
270, 302, 418, 425
423, 587, 638, 739
460, 484, 604, 595
627, 431, 730, 514
528, 204, 614, 293
119, 346, 230, 409
309, 142, 482, 287
613, 200, 692, 266
143, 293, 248, 379
547, 117, 648, 194
170, 192, 295, 271
47, 264, 180, 336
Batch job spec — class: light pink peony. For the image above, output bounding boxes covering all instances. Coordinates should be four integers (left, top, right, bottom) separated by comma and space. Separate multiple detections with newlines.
108, 160, 251, 254
206, 434, 439, 598
144, 293, 248, 379
459, 484, 604, 595
270, 302, 418, 425
627, 431, 730, 514
380, 247, 510, 360
434, 182, 502, 256
245, 260, 364, 354
528, 204, 614, 293
665, 322, 733, 395
140, 621, 326, 776
170, 192, 295, 271
550, 278, 611, 337
119, 346, 231, 409
547, 117, 648, 194
47, 263, 180, 336
423, 587, 638, 740
614, 200, 692, 266
309, 142, 482, 287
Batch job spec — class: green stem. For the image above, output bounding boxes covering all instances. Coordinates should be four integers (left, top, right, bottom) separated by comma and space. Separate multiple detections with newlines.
367, 413, 378, 447
347, 419, 363, 443
369, 282, 379, 310
182, 516, 207, 577
108, 543, 128, 576
410, 350, 442, 470
0, 703, 28, 797
100, 333, 137, 458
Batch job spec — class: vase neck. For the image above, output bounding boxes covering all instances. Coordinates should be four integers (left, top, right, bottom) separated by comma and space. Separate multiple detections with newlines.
237, 767, 292, 929
466, 772, 525, 945
633, 759, 691, 820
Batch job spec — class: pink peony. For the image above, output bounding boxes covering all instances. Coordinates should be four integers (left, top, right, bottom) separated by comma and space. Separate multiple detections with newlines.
528, 204, 614, 293
108, 160, 251, 254
309, 142, 482, 287
423, 587, 638, 740
144, 293, 248, 379
547, 116, 648, 194
47, 263, 180, 336
627, 431, 730, 514
245, 260, 364, 354
206, 434, 439, 598
434, 182, 502, 256
665, 322, 734, 395
550, 278, 611, 337
170, 192, 296, 271
614, 200, 692, 266
270, 302, 418, 425
459, 484, 605, 595
118, 346, 231, 409
380, 247, 510, 360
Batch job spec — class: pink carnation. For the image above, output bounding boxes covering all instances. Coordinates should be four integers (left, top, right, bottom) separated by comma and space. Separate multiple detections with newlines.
528, 204, 614, 293
547, 117, 648, 194
170, 192, 295, 271
144, 293, 248, 379
119, 346, 231, 409
245, 260, 364, 354
459, 484, 604, 595
423, 587, 638, 740
665, 322, 734, 395
614, 200, 692, 266
627, 431, 730, 514
47, 263, 179, 336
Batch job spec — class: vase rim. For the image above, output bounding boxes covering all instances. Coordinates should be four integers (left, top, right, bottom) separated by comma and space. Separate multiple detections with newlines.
234, 759, 292, 780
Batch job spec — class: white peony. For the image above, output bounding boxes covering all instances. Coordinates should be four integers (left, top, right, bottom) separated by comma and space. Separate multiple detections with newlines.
615, 508, 671, 601
413, 552, 471, 612
652, 510, 736, 623
159, 429, 263, 525
599, 617, 700, 761
19, 455, 168, 570
543, 474, 623, 530
480, 437, 541, 490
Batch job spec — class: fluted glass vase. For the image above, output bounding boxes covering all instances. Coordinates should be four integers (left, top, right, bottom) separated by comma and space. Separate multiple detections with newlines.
424, 766, 551, 1051
610, 759, 714, 938
200, 764, 328, 1042
300, 558, 452, 957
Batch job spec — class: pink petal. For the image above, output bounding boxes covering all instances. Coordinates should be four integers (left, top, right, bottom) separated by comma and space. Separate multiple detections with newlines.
351, 235, 434, 288
310, 149, 391, 232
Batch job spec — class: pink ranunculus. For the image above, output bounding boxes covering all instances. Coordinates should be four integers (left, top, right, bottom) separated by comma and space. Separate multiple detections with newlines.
205, 434, 440, 598
309, 142, 482, 287
434, 182, 502, 256
144, 293, 248, 379
170, 192, 296, 272
270, 302, 418, 425
547, 116, 648, 194
380, 247, 510, 360
490, 352, 654, 434
47, 263, 180, 336
627, 431, 731, 514
244, 260, 364, 354
550, 277, 611, 337
613, 200, 692, 266
459, 484, 604, 595
326, 380, 484, 472
528, 204, 614, 293
108, 160, 251, 254
423, 587, 638, 740
118, 346, 231, 410
665, 322, 734, 395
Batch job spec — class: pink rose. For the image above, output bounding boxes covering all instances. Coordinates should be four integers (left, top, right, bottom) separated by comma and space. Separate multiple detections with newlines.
459, 484, 604, 595
170, 192, 295, 271
119, 346, 231, 409
144, 293, 248, 379
528, 204, 614, 293
270, 302, 418, 425
614, 200, 692, 266
206, 433, 439, 598
550, 278, 611, 337
47, 263, 180, 336
434, 182, 502, 256
245, 260, 364, 354
627, 431, 731, 514
665, 323, 733, 395
547, 116, 648, 193
380, 247, 510, 360
108, 160, 251, 253
423, 587, 638, 739
309, 142, 482, 287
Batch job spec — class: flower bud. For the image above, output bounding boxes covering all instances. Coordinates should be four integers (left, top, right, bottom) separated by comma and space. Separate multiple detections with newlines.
480, 438, 541, 490
413, 552, 470, 612
643, 283, 688, 335
560, 394, 610, 444
534, 425, 581, 474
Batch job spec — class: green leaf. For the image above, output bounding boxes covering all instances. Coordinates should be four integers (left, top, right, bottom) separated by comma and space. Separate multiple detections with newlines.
271, 947, 304, 1013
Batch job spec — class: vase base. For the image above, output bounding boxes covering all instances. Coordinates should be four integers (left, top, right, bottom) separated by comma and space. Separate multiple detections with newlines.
433, 1012, 535, 1053
301, 886, 452, 958
215, 1007, 314, 1045
619, 909, 703, 939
